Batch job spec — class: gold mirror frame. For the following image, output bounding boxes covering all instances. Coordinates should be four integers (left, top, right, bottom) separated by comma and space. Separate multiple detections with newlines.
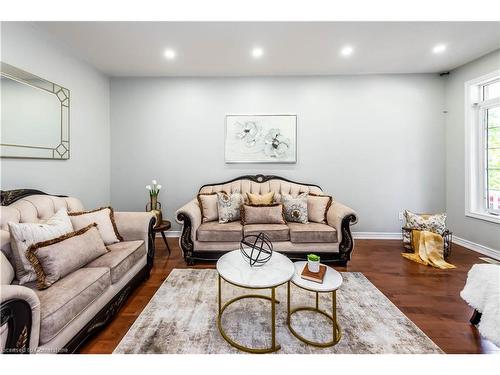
0, 62, 70, 159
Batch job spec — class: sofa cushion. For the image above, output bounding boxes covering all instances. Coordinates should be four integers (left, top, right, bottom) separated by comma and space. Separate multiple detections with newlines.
244, 224, 290, 242
197, 193, 219, 223
241, 204, 286, 225
85, 240, 146, 284
197, 222, 243, 242
8, 208, 74, 285
26, 224, 109, 290
307, 194, 333, 224
288, 222, 338, 243
246, 192, 274, 205
69, 207, 123, 245
34, 267, 111, 345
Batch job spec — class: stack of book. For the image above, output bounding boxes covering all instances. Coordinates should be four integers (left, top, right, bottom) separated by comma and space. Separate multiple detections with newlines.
301, 264, 327, 283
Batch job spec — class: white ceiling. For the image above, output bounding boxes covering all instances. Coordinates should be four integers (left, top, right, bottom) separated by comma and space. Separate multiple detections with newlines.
35, 21, 500, 77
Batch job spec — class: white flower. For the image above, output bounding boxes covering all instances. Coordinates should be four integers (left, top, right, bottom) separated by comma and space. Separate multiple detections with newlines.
152, 180, 157, 185
157, 185, 162, 190
146, 185, 152, 190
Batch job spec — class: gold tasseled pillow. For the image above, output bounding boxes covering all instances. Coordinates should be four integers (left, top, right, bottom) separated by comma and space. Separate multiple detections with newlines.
246, 192, 275, 205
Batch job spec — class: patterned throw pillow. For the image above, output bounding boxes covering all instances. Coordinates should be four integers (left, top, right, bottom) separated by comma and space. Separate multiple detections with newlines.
282, 193, 309, 224
404, 210, 446, 235
246, 192, 274, 205
217, 192, 244, 223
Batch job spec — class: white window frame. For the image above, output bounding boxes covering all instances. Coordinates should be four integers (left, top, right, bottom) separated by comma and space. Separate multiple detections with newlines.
465, 70, 500, 224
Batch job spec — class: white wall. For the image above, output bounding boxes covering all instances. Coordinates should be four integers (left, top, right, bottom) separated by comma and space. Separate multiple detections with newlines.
0, 22, 110, 208
110, 74, 446, 232
445, 49, 500, 252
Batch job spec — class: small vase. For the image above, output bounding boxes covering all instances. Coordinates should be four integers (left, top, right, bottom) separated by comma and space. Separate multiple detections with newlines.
147, 195, 163, 227
150, 195, 158, 210
308, 259, 320, 273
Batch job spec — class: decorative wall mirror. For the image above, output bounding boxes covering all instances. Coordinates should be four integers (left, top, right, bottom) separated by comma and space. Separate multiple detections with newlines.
1, 62, 70, 159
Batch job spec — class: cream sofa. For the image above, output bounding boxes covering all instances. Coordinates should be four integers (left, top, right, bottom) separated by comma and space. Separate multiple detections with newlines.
176, 175, 358, 265
0, 189, 155, 354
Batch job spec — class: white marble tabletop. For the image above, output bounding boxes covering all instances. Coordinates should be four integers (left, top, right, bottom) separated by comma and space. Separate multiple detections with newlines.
291, 261, 343, 292
216, 250, 295, 289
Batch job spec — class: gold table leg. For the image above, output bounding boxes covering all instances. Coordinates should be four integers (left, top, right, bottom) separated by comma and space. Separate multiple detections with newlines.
217, 274, 281, 354
287, 282, 342, 348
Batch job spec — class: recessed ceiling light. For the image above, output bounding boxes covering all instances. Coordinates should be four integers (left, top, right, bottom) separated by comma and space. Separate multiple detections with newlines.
251, 47, 264, 59
340, 45, 354, 57
164, 48, 177, 60
432, 44, 447, 54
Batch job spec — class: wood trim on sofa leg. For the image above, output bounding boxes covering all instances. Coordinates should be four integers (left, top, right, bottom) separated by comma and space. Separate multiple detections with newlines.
147, 217, 156, 272
176, 212, 195, 265
338, 214, 357, 264
1, 299, 32, 354
470, 309, 482, 326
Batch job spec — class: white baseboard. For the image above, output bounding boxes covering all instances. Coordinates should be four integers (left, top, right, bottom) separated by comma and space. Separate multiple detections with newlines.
155, 231, 181, 238
452, 236, 500, 260
352, 232, 402, 240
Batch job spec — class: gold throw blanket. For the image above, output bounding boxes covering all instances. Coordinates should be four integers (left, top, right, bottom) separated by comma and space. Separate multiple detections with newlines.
401, 230, 455, 269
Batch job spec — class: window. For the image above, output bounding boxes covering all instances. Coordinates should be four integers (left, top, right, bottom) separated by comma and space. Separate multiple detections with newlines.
465, 71, 500, 223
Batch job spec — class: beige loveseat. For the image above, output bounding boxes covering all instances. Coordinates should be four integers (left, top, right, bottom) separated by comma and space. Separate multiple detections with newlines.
0, 189, 155, 354
176, 175, 358, 265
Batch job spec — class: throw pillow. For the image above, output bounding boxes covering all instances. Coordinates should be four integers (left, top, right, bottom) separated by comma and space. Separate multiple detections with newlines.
26, 223, 108, 290
307, 193, 333, 223
217, 192, 244, 224
241, 204, 286, 225
8, 208, 74, 285
282, 193, 309, 223
197, 193, 219, 222
246, 192, 275, 205
69, 207, 122, 245
404, 210, 447, 235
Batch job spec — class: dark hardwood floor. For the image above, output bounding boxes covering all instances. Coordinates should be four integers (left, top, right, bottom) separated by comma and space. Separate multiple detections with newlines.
79, 238, 499, 354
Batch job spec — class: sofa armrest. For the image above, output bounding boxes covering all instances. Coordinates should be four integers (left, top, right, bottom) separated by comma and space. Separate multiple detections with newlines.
114, 211, 155, 269
1, 285, 41, 353
326, 201, 358, 264
176, 199, 202, 265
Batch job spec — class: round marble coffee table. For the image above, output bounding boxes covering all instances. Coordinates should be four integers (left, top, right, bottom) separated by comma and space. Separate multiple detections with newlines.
216, 249, 294, 353
287, 261, 343, 347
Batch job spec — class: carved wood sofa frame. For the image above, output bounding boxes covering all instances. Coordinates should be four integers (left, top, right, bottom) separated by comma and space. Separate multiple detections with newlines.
0, 189, 156, 354
176, 175, 357, 266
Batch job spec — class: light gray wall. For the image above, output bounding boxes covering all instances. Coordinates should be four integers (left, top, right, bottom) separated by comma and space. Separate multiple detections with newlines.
445, 49, 500, 251
0, 22, 111, 208
110, 74, 446, 232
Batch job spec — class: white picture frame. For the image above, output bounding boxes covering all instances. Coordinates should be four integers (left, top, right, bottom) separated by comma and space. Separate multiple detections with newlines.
225, 114, 297, 163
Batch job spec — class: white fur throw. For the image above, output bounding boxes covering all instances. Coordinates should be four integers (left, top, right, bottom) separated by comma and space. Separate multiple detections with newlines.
460, 264, 500, 346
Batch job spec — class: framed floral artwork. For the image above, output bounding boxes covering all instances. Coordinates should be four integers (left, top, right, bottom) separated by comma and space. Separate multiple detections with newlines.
224, 114, 297, 163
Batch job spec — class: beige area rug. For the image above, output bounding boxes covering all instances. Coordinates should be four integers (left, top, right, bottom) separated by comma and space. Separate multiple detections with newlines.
114, 269, 442, 354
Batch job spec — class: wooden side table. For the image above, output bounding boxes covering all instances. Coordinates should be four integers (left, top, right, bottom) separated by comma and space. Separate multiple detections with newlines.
153, 220, 171, 254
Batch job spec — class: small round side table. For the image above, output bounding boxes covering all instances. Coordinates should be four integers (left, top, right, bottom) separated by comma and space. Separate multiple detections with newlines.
216, 250, 295, 353
153, 220, 171, 254
287, 261, 342, 347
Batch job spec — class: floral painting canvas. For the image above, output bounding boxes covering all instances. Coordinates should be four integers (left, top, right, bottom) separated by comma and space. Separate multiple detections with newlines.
225, 114, 297, 163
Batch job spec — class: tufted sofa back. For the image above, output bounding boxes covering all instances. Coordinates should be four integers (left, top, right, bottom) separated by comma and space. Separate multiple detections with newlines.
198, 176, 324, 196
0, 194, 84, 260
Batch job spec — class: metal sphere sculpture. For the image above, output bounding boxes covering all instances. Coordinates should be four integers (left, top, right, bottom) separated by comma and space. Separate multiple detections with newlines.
240, 232, 273, 267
